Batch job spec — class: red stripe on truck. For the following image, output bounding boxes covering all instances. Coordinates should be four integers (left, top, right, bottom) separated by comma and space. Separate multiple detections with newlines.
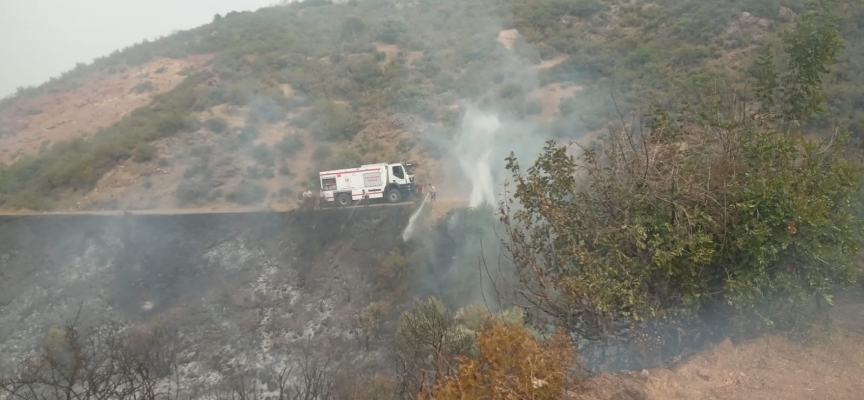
319, 168, 383, 176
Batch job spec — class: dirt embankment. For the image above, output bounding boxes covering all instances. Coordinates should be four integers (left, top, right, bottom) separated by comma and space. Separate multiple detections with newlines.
0, 206, 411, 382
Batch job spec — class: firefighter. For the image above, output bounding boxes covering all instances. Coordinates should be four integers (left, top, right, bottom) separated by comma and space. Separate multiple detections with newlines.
428, 183, 436, 203
362, 189, 369, 207
301, 189, 314, 210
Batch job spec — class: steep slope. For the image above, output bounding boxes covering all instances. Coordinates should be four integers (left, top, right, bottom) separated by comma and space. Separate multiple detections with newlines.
0, 206, 410, 382
2, 0, 863, 212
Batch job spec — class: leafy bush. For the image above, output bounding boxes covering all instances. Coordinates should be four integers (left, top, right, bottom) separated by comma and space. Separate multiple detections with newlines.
278, 165, 292, 176
341, 17, 366, 40
130, 81, 154, 94
182, 116, 202, 132
205, 118, 228, 133
277, 134, 304, 156
626, 45, 658, 66
175, 181, 210, 205
312, 144, 332, 160
307, 102, 364, 141
226, 180, 268, 204
499, 5, 861, 351
377, 19, 407, 44
251, 144, 274, 166
237, 125, 259, 145
132, 143, 157, 163
377, 250, 407, 282
246, 95, 288, 125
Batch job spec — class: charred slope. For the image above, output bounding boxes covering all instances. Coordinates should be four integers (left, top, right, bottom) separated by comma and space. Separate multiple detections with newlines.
0, 206, 409, 375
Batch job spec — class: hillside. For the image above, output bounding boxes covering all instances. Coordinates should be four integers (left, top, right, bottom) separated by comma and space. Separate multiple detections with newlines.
2, 0, 863, 212
2, 1, 864, 400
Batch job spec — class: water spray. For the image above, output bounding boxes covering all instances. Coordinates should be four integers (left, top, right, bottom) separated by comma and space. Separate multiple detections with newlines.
402, 193, 430, 242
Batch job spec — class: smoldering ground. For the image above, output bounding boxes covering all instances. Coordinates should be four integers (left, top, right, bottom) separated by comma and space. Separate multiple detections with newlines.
399, 39, 593, 312
0, 209, 407, 389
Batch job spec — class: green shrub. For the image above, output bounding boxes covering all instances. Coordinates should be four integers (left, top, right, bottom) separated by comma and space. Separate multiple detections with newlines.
130, 81, 154, 94
182, 116, 202, 132
175, 181, 210, 205
132, 143, 158, 163
277, 134, 305, 156
312, 144, 332, 161
205, 118, 228, 133
341, 17, 367, 40
246, 96, 288, 124
377, 19, 407, 44
251, 144, 274, 166
309, 102, 364, 141
573, 0, 603, 17
626, 45, 658, 66
525, 98, 544, 115
227, 180, 268, 204
238, 125, 259, 145
674, 45, 711, 66
23, 107, 43, 116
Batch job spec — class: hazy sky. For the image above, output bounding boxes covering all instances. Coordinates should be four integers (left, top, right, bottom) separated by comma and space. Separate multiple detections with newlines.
0, 0, 279, 98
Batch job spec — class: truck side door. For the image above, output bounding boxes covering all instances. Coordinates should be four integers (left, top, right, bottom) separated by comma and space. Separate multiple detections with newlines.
391, 165, 404, 183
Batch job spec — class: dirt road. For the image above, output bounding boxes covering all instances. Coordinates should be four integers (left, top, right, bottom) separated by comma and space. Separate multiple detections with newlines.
0, 200, 416, 218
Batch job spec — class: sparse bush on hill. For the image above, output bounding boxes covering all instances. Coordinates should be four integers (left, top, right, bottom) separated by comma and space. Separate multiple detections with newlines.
226, 180, 268, 205
341, 17, 367, 41
360, 301, 387, 349
312, 144, 332, 161
251, 143, 275, 167
0, 73, 208, 208
277, 133, 305, 157
308, 102, 364, 141
376, 250, 407, 284
377, 19, 407, 44
182, 116, 202, 132
246, 97, 289, 125
175, 180, 210, 205
130, 81, 155, 94
237, 125, 260, 145
205, 117, 228, 133
132, 143, 158, 162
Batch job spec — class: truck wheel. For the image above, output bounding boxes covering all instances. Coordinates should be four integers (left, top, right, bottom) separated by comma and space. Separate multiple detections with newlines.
337, 193, 351, 207
387, 189, 402, 203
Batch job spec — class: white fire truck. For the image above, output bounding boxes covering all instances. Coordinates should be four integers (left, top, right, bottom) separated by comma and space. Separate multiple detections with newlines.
319, 162, 417, 206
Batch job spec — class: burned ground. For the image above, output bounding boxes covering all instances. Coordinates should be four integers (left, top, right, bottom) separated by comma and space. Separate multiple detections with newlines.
0, 206, 410, 386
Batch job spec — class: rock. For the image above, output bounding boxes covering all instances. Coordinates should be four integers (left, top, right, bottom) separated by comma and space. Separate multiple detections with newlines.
780, 6, 795, 18
697, 368, 711, 380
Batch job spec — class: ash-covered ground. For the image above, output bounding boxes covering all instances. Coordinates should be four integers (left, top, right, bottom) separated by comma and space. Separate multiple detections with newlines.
0, 206, 412, 393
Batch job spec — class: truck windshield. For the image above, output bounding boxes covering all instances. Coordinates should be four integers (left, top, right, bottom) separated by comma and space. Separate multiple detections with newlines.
404, 164, 414, 175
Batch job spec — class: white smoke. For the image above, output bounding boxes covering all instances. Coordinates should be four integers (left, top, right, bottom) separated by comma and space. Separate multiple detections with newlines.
455, 108, 502, 208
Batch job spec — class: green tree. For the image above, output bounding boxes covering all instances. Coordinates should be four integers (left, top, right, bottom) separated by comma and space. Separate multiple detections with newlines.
377, 19, 407, 44
341, 17, 367, 41
395, 298, 474, 396
750, 0, 844, 123
499, 1, 863, 347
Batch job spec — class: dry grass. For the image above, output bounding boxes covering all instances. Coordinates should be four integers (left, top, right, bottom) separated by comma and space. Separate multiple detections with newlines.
575, 298, 864, 400
0, 55, 210, 165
